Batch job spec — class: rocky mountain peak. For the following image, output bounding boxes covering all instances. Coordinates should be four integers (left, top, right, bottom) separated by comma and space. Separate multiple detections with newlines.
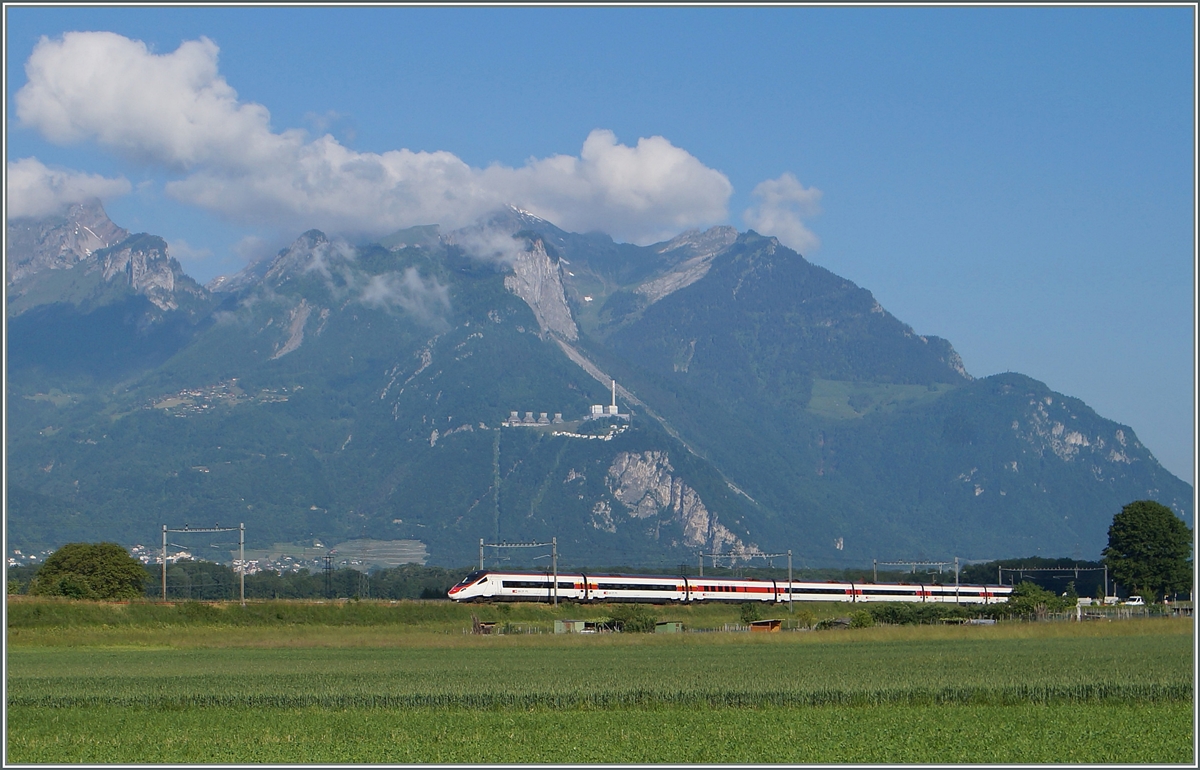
95, 234, 206, 312
5, 197, 129, 285
265, 230, 330, 280
656, 225, 739, 260
633, 226, 741, 305
211, 230, 347, 295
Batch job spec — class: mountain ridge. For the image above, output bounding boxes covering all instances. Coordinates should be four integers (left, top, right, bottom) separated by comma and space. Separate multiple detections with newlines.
5, 201, 1191, 566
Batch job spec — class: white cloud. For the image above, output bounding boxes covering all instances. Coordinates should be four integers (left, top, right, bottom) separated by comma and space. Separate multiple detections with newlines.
165, 238, 212, 264
232, 234, 272, 264
5, 157, 131, 219
742, 172, 822, 254
487, 130, 733, 242
452, 226, 530, 267
359, 268, 451, 328
16, 32, 284, 171
16, 32, 733, 244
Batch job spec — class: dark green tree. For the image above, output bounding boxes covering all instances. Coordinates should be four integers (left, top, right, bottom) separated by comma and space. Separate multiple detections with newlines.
1102, 500, 1193, 602
30, 542, 149, 600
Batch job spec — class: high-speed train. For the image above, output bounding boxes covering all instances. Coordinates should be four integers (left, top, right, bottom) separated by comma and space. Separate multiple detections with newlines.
448, 570, 1013, 605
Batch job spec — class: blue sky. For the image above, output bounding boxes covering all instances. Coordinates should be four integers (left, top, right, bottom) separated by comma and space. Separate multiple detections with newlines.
5, 5, 1195, 484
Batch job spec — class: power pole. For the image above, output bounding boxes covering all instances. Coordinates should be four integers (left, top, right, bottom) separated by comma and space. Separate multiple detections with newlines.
160, 522, 168, 599
492, 429, 501, 543
239, 522, 245, 607
552, 537, 558, 608
787, 549, 793, 613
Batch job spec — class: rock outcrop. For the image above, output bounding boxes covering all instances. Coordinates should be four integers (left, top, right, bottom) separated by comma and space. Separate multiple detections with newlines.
636, 225, 739, 305
6, 198, 128, 285
99, 235, 204, 312
604, 450, 747, 553
271, 298, 313, 359
6, 201, 205, 314
504, 238, 578, 340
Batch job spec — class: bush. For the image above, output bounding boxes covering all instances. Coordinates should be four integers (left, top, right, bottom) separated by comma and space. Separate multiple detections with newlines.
739, 602, 762, 624
607, 604, 657, 633
988, 581, 1072, 618
867, 602, 973, 626
815, 617, 851, 630
792, 607, 816, 629
849, 610, 873, 628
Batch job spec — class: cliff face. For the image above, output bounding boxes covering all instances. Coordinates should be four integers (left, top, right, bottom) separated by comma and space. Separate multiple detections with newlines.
6, 198, 128, 285
504, 238, 578, 340
7, 210, 206, 318
97, 235, 205, 312
604, 450, 749, 553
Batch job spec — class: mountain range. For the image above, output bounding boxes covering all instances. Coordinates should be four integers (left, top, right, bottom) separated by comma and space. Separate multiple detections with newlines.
5, 200, 1192, 568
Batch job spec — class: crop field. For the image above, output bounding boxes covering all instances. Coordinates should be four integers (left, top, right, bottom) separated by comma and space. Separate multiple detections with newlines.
5, 600, 1195, 763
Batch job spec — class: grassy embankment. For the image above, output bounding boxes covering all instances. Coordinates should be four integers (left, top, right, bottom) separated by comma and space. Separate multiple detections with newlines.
6, 598, 1194, 763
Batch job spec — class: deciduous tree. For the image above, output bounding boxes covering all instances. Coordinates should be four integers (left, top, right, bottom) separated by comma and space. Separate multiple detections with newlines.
1102, 501, 1192, 602
30, 542, 148, 600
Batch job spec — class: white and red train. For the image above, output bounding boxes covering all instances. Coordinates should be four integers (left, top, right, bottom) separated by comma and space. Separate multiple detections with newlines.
448, 569, 1013, 605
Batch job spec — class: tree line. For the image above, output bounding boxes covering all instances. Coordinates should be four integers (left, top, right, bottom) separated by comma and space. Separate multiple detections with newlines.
7, 550, 465, 601
9, 500, 1191, 603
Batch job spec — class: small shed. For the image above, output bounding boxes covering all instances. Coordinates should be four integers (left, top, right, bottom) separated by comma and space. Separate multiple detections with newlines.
749, 619, 783, 633
555, 619, 588, 634
655, 621, 684, 634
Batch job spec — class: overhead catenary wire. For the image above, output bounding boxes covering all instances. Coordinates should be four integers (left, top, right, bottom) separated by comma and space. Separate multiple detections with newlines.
162, 523, 245, 606
479, 538, 558, 606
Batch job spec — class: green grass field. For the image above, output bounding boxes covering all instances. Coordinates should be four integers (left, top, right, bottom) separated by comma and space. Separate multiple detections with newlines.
8, 703, 1190, 764
5, 599, 1194, 763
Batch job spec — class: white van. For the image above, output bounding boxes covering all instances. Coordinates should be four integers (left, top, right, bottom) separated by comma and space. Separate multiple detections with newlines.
1124, 595, 1145, 606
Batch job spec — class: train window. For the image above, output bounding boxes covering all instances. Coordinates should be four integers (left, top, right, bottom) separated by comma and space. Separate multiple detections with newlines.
596, 583, 677, 592
455, 571, 487, 587
499, 580, 577, 589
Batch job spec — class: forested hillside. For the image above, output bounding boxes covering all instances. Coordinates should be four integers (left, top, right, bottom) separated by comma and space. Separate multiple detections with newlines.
6, 202, 1190, 566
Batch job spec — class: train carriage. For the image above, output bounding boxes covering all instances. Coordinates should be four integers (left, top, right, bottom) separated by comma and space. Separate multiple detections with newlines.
449, 569, 1013, 605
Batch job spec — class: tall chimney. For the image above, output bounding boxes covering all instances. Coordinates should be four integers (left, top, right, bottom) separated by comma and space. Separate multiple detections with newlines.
611, 379, 616, 408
